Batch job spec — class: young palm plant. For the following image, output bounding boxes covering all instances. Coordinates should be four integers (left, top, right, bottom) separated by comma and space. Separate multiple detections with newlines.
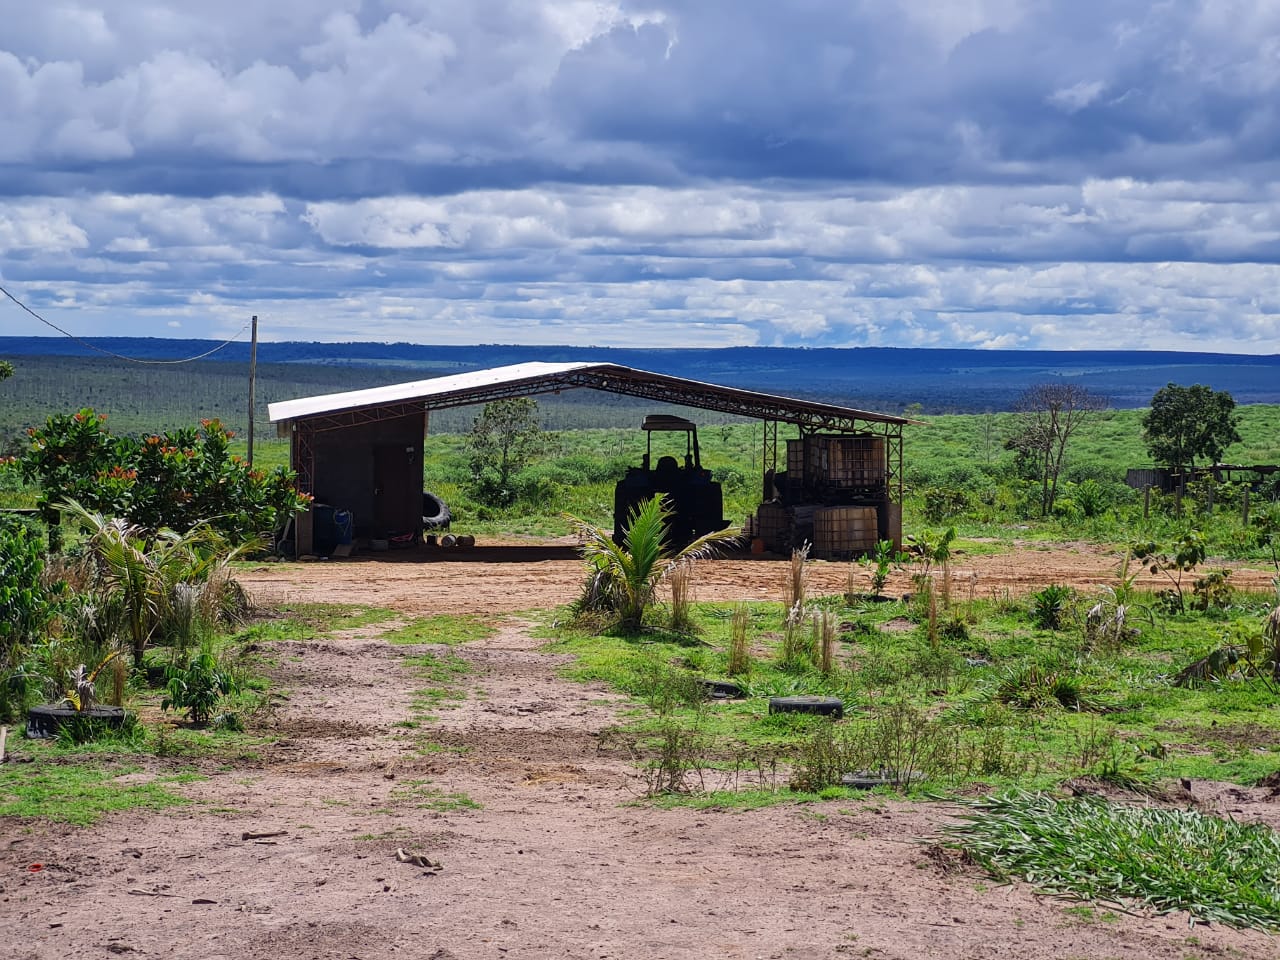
564, 494, 739, 632
59, 499, 242, 668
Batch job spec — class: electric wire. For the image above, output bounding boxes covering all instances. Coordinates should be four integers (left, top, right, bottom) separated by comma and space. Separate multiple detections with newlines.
1, 282, 250, 364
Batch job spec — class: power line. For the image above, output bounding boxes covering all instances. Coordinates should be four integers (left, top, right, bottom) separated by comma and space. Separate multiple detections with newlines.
1, 282, 251, 364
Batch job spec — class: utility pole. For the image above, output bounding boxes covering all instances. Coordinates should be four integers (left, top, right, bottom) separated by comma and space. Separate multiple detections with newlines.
247, 315, 258, 467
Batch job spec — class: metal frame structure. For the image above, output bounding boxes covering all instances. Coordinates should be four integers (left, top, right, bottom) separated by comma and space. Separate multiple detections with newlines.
273, 362, 909, 509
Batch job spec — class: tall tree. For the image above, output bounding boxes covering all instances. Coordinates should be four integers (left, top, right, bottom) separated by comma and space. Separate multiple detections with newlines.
1009, 384, 1107, 516
1142, 383, 1241, 476
464, 397, 553, 506
0, 360, 12, 382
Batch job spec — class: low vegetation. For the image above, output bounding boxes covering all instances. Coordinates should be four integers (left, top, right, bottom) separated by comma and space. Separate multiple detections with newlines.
948, 792, 1280, 930
5, 384, 1280, 930
546, 541, 1280, 927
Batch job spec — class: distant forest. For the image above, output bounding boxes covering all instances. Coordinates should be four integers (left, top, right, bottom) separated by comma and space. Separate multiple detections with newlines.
3, 337, 1280, 441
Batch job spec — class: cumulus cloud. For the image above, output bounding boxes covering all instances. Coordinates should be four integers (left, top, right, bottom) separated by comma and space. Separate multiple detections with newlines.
1, 179, 1277, 351
0, 0, 1275, 190
1, 1, 1279, 351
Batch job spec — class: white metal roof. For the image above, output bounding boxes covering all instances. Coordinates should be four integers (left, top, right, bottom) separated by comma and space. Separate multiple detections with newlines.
268, 361, 606, 422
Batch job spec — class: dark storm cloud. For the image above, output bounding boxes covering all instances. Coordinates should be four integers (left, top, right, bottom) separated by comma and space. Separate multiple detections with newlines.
3, 1, 1277, 193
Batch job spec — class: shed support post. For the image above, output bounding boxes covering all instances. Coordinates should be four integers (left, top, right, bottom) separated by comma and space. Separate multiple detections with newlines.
291, 421, 317, 557
761, 419, 779, 500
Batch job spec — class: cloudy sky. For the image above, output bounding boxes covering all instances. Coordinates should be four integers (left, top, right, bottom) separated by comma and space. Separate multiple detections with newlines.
2, 0, 1279, 352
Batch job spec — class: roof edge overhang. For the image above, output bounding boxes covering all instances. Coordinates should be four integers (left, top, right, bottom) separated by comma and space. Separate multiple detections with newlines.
268, 361, 911, 433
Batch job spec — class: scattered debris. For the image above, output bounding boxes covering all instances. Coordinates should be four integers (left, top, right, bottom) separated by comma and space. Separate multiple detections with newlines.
395, 847, 443, 871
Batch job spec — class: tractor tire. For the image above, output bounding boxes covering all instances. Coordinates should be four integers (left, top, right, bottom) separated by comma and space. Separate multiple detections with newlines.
422, 491, 451, 529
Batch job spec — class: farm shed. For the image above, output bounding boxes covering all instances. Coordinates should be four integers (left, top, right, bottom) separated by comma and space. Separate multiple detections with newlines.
267, 362, 909, 558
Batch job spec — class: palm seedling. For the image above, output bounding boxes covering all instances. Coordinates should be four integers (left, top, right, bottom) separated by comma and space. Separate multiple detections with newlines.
59, 499, 242, 668
564, 494, 739, 632
1084, 552, 1153, 650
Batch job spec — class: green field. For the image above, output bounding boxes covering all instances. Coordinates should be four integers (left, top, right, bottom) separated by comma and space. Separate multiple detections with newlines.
5, 350, 1279, 558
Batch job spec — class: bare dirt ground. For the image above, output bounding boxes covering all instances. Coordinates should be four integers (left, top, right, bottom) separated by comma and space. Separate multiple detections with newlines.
3, 542, 1279, 960
233, 536, 1280, 615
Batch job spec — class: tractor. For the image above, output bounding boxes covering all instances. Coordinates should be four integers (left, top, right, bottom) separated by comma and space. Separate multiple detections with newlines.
613, 415, 728, 549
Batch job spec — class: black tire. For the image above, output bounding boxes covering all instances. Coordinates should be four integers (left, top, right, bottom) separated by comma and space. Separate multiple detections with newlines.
840, 768, 922, 789
767, 695, 844, 718
702, 679, 745, 700
422, 491, 451, 529
26, 704, 128, 739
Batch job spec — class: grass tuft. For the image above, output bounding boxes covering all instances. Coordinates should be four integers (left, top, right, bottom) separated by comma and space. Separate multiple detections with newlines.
947, 791, 1280, 931
383, 614, 497, 646
0, 762, 198, 825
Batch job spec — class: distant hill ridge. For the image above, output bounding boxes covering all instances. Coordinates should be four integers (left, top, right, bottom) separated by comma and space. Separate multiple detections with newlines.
4, 338, 1280, 412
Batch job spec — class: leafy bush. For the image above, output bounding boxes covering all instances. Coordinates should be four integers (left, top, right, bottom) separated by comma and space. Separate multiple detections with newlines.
19, 410, 307, 543
949, 792, 1280, 931
0, 516, 52, 653
710, 465, 748, 493
1191, 569, 1234, 611
0, 516, 57, 721
162, 648, 239, 725
1030, 584, 1074, 630
922, 487, 970, 523
1072, 479, 1109, 518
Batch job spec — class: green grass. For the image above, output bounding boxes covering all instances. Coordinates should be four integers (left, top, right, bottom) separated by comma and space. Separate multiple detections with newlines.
544, 577, 1280, 804
544, 579, 1280, 909
948, 791, 1280, 931
647, 785, 874, 810
230, 602, 400, 643
0, 761, 200, 825
383, 614, 497, 646
389, 779, 482, 812
402, 650, 472, 716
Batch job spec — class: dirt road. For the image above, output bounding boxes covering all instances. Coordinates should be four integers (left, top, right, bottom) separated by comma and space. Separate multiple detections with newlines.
236, 537, 1280, 614
3, 544, 1279, 959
